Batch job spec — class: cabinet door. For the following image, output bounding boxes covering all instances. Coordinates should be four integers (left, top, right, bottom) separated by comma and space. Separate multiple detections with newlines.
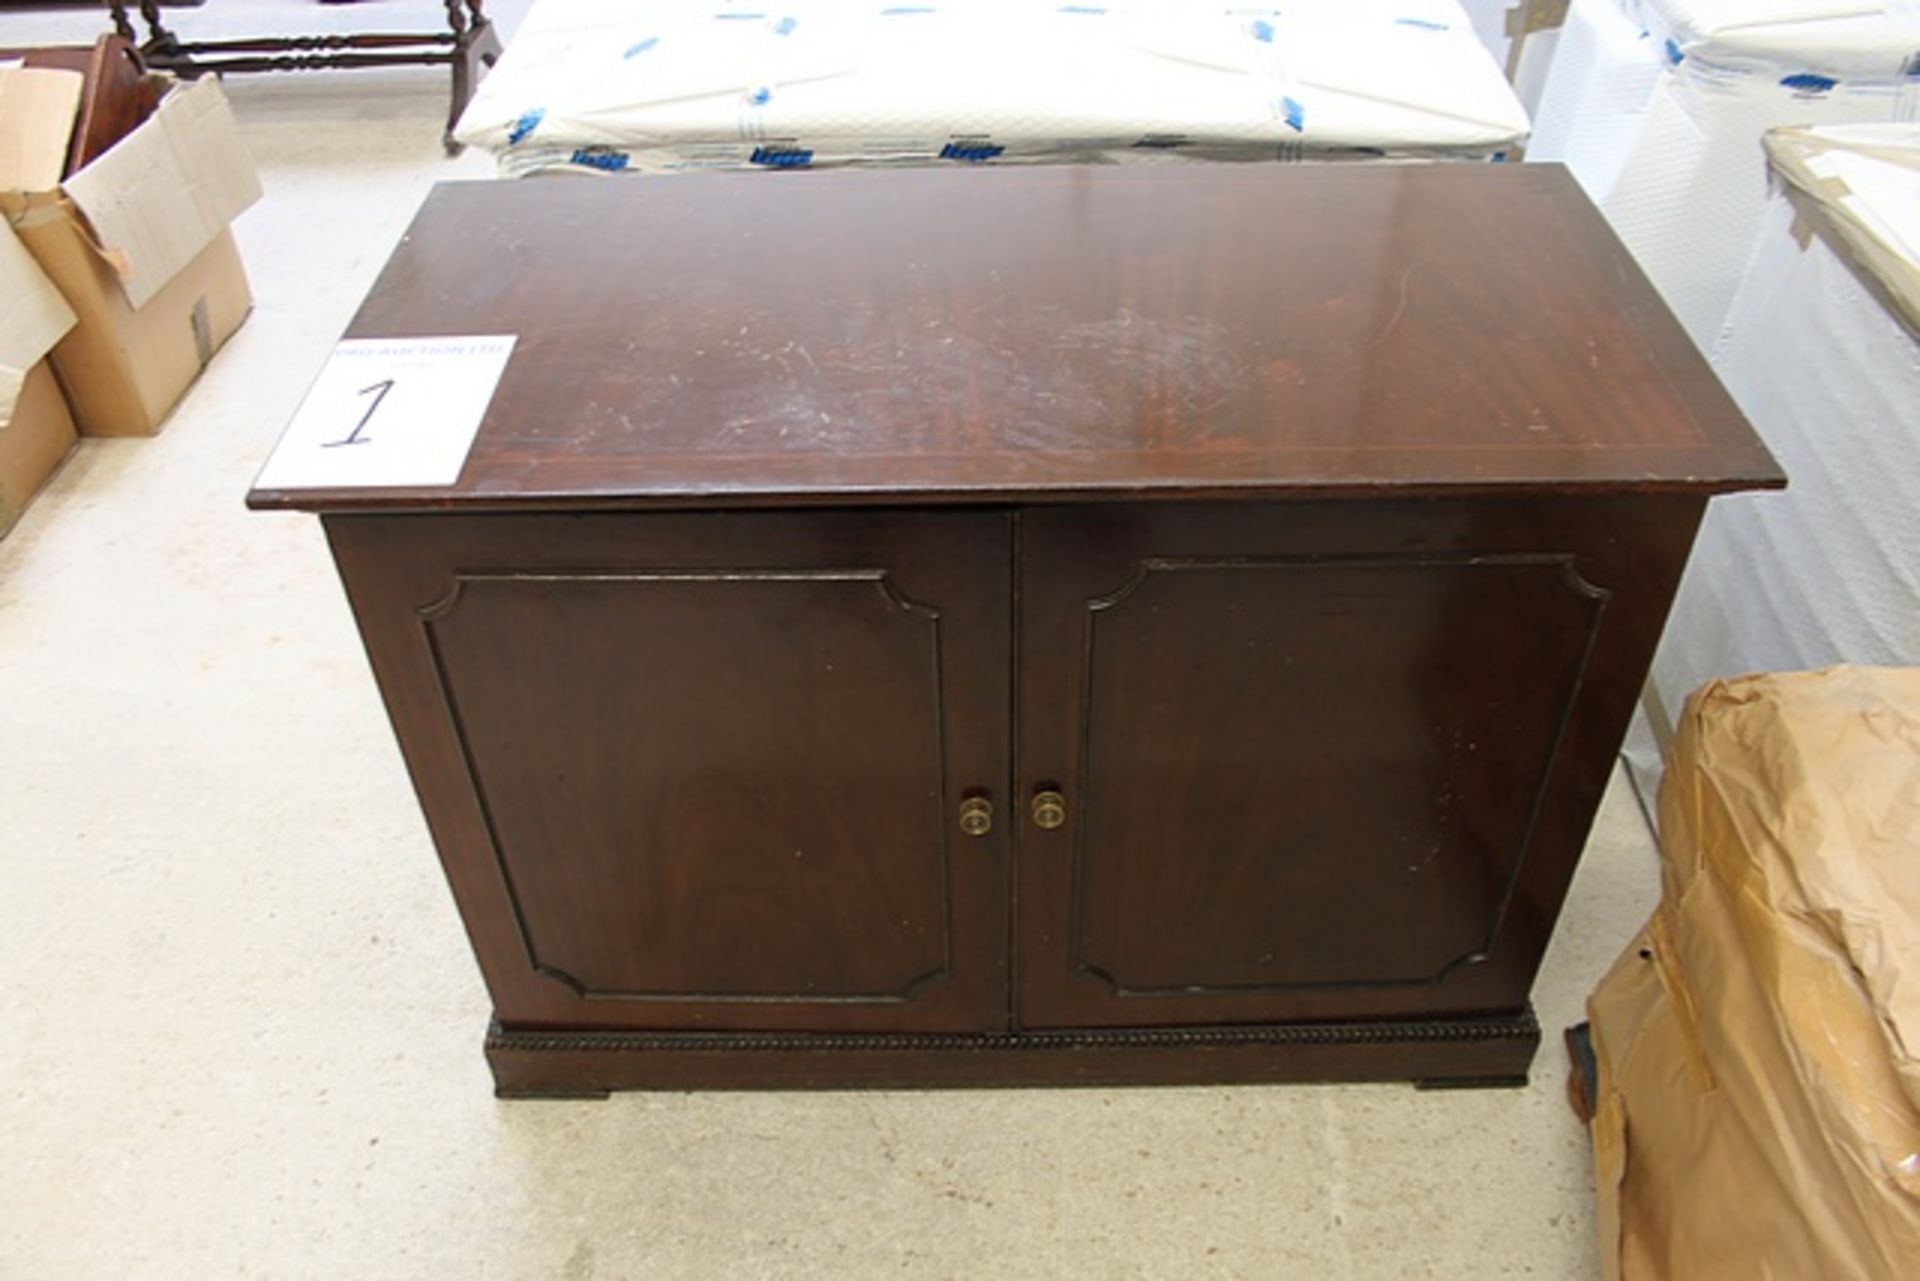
1015, 498, 1699, 1029
328, 510, 1011, 1034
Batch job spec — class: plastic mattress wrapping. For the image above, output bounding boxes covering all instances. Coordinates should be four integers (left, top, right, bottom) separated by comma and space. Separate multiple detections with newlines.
453, 0, 1530, 175
1454, 0, 1573, 116
1625, 123, 1920, 798
1527, 0, 1920, 344
1590, 667, 1920, 1280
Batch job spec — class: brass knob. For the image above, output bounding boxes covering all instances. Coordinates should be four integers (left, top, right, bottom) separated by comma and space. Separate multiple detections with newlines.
1031, 789, 1067, 830
958, 796, 993, 837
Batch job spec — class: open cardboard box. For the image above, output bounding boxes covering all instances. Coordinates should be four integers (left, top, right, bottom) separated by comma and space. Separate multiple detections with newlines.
0, 213, 78, 536
0, 65, 260, 437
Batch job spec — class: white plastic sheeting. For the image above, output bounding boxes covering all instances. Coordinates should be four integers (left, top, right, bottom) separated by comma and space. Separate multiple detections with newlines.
1628, 125, 1920, 799
455, 0, 1529, 175
1526, 0, 1666, 198
1528, 0, 1920, 344
1635, 0, 1920, 80
1454, 0, 1565, 116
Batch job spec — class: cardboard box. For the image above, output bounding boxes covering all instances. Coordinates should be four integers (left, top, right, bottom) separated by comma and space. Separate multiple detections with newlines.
0, 68, 260, 437
0, 363, 78, 536
0, 213, 78, 536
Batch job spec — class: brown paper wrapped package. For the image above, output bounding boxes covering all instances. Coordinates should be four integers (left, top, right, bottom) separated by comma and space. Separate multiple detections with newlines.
1589, 667, 1920, 1279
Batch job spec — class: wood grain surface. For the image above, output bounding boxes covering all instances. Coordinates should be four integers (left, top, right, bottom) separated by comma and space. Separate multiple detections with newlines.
250, 164, 1780, 513
326, 508, 1013, 1034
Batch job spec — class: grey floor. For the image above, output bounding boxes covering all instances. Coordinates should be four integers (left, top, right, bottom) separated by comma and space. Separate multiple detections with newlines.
2, 4, 1660, 1276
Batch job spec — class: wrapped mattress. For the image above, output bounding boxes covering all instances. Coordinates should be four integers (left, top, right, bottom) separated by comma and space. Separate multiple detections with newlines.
1528, 0, 1920, 343
454, 0, 1530, 175
1639, 123, 1920, 795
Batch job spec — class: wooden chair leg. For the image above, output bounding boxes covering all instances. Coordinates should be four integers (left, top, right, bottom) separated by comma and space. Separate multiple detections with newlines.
445, 9, 504, 156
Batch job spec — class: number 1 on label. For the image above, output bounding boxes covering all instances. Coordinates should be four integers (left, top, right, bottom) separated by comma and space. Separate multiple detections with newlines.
324, 378, 397, 448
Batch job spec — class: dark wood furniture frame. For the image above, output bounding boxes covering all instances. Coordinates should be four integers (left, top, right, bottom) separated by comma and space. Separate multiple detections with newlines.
251, 166, 1781, 1097
108, 1, 500, 152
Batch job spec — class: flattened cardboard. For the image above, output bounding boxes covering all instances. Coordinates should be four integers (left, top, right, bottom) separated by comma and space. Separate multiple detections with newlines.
0, 67, 81, 192
0, 360, 77, 537
0, 212, 77, 535
1590, 668, 1920, 1280
0, 209, 75, 420
62, 76, 261, 310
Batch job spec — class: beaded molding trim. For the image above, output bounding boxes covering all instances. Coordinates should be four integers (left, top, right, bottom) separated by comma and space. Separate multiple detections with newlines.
487, 1009, 1539, 1056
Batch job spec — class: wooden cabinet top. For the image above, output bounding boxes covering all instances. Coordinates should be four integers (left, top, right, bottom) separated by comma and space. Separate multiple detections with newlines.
250, 165, 1781, 513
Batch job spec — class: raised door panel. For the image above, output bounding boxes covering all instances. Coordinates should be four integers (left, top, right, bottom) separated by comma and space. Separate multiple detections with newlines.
1015, 498, 1702, 1029
1072, 554, 1598, 993
327, 510, 1011, 1034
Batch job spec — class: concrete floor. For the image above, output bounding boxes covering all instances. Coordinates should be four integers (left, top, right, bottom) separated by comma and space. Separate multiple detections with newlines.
2, 5, 1661, 1276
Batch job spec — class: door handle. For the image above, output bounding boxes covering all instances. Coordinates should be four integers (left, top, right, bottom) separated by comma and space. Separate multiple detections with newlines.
1031, 789, 1067, 830
957, 795, 994, 837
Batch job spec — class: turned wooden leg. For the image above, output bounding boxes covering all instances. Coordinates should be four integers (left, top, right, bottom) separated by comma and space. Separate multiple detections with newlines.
445, 0, 504, 155
132, 0, 192, 65
137, 1, 169, 41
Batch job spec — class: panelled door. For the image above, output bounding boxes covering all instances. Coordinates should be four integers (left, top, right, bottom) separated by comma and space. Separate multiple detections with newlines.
329, 508, 1013, 1035
1013, 501, 1629, 1029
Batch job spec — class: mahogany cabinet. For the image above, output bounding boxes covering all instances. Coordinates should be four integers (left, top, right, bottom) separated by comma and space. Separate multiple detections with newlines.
253, 165, 1781, 1095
